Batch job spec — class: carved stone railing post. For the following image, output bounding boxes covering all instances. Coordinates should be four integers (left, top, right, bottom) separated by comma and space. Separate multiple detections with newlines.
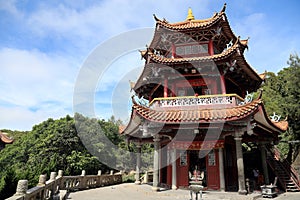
97, 170, 102, 187
80, 170, 87, 189
46, 172, 57, 198
50, 172, 57, 181
15, 180, 28, 196
57, 170, 63, 178
110, 170, 114, 175
37, 175, 47, 186
144, 171, 149, 183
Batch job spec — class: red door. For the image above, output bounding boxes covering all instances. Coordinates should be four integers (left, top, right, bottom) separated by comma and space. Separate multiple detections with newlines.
206, 149, 220, 190
177, 150, 189, 187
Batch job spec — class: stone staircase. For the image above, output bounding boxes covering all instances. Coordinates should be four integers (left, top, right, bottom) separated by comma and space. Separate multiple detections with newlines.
266, 147, 300, 192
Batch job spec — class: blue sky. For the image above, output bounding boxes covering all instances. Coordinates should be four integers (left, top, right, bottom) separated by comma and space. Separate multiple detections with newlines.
0, 0, 299, 131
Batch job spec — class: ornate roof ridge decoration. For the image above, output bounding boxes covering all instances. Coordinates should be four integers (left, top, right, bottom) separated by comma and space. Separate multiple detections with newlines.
0, 131, 14, 144
259, 70, 267, 80
144, 38, 244, 64
186, 7, 195, 21
240, 37, 249, 47
257, 90, 288, 132
272, 120, 288, 131
153, 4, 227, 30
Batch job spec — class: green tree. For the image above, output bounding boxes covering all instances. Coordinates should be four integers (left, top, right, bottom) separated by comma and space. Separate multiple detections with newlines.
0, 115, 108, 198
259, 53, 300, 162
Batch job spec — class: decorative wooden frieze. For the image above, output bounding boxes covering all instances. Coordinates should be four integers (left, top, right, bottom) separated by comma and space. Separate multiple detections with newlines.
150, 94, 243, 108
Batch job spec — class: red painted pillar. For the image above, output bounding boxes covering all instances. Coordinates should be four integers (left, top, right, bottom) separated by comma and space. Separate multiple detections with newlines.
167, 164, 172, 185
220, 74, 226, 94
172, 43, 176, 58
164, 78, 168, 97
209, 39, 226, 94
208, 40, 214, 56
171, 83, 176, 97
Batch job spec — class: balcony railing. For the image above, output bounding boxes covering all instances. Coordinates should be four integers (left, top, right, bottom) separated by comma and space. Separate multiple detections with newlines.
149, 94, 244, 109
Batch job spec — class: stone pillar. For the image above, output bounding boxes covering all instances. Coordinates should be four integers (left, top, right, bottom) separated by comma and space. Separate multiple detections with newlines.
259, 143, 269, 185
135, 144, 142, 184
159, 145, 162, 183
37, 174, 47, 186
98, 170, 102, 175
15, 180, 28, 196
235, 136, 247, 194
81, 170, 86, 176
171, 148, 177, 190
57, 170, 63, 178
50, 172, 57, 181
144, 171, 149, 183
218, 148, 225, 191
152, 136, 160, 191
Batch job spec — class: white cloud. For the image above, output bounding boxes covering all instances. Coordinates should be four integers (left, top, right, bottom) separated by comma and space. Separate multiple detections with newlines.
0, 0, 19, 17
0, 48, 76, 115
0, 105, 70, 131
232, 12, 292, 73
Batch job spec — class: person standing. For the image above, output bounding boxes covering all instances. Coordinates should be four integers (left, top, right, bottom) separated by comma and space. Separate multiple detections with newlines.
253, 168, 259, 190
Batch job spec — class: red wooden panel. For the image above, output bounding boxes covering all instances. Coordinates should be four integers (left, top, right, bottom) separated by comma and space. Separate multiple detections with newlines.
177, 150, 189, 187
206, 149, 220, 190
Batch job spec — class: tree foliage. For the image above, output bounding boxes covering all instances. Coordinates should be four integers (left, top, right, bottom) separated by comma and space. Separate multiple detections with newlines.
0, 114, 154, 199
0, 115, 112, 198
259, 53, 300, 162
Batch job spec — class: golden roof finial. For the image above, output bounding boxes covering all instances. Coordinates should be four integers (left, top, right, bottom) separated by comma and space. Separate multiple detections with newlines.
186, 7, 195, 21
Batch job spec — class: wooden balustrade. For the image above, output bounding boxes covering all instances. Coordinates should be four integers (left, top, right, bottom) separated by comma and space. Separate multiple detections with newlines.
6, 170, 123, 200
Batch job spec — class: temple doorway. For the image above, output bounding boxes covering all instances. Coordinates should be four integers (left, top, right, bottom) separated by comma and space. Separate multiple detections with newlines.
189, 150, 207, 187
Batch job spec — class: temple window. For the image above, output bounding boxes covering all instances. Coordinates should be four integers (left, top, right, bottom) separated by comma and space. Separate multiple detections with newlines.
177, 86, 210, 96
175, 43, 209, 57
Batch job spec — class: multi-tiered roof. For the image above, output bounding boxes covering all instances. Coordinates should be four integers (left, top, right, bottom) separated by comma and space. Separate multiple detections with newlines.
134, 4, 262, 99
122, 4, 287, 139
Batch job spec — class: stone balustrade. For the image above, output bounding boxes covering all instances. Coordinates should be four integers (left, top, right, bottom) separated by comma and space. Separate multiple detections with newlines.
6, 170, 122, 200
149, 94, 244, 109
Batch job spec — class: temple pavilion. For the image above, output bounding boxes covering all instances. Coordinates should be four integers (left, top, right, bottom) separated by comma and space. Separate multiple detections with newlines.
121, 4, 298, 194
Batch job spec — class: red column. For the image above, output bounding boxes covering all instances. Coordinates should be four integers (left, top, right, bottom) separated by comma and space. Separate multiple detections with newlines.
171, 83, 176, 97
172, 43, 176, 58
220, 74, 226, 94
209, 39, 226, 94
164, 78, 168, 97
208, 40, 214, 56
167, 165, 172, 185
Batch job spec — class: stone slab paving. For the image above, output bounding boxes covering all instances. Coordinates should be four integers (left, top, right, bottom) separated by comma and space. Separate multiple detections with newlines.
68, 183, 267, 200
266, 192, 300, 200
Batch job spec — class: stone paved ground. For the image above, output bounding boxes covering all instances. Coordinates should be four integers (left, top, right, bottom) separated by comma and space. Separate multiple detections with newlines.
68, 183, 268, 200
269, 192, 300, 200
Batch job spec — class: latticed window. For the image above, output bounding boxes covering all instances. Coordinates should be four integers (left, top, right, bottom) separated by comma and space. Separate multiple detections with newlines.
175, 43, 208, 56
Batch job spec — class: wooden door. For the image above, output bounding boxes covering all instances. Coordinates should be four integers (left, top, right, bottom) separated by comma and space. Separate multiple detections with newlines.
206, 149, 220, 190
177, 150, 189, 187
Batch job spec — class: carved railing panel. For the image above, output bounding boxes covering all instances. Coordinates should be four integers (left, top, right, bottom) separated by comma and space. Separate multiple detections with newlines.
149, 94, 244, 109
